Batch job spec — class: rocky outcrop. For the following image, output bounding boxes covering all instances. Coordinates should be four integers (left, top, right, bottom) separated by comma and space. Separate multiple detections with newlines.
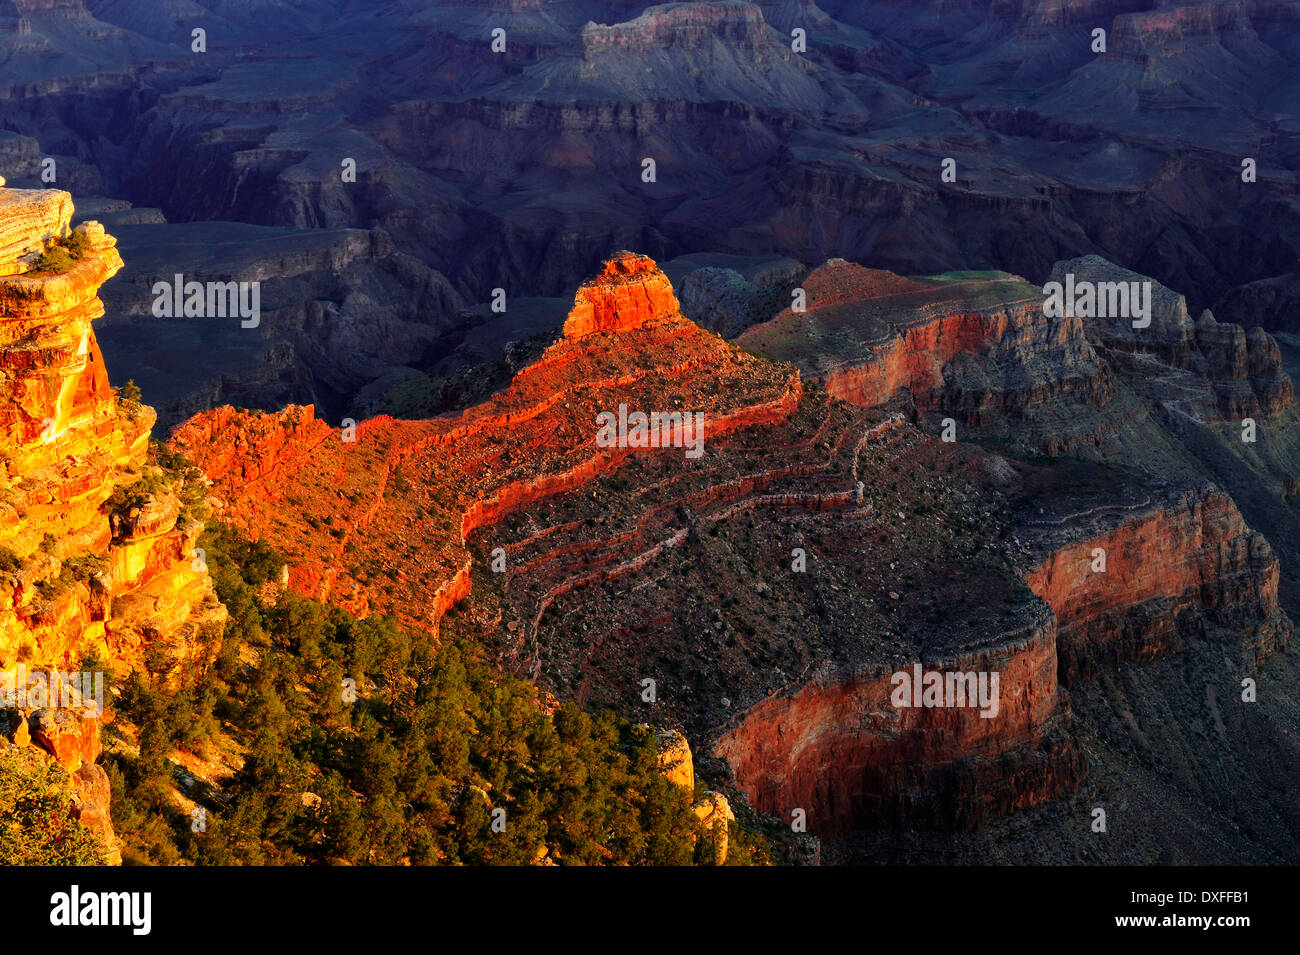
0, 187, 226, 862
0, 701, 118, 862
562, 252, 682, 339
570, 1, 827, 109
173, 252, 802, 630
1109, 2, 1270, 64
28, 705, 100, 773
1024, 481, 1289, 682
71, 760, 116, 863
649, 725, 737, 863
164, 403, 331, 489
582, 2, 778, 55
691, 790, 735, 864
0, 192, 223, 673
655, 727, 695, 793
738, 258, 1117, 453
715, 613, 1083, 836
742, 253, 1297, 462
0, 186, 73, 277
1048, 256, 1293, 423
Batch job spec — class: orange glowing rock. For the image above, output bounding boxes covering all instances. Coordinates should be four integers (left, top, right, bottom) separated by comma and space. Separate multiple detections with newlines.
173, 251, 802, 630
0, 188, 224, 676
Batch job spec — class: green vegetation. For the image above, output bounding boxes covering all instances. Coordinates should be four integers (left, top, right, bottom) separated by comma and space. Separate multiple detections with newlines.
108, 520, 759, 865
149, 442, 209, 525
100, 444, 210, 529
102, 469, 170, 523
0, 747, 108, 865
0, 546, 21, 574
31, 230, 92, 276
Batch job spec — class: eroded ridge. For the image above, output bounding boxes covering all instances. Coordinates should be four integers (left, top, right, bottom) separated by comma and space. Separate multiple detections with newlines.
737, 259, 1117, 453
172, 251, 802, 629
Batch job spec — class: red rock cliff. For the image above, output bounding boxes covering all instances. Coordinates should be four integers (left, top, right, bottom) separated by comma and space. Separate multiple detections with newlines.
0, 187, 226, 862
737, 259, 1117, 453
1025, 483, 1288, 682
714, 615, 1084, 835
173, 251, 803, 631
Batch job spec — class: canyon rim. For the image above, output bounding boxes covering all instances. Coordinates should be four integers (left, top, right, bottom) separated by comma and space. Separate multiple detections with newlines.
0, 0, 1295, 940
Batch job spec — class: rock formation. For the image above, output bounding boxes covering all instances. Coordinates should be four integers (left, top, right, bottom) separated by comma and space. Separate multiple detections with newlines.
1023, 479, 1287, 683
0, 186, 72, 277
172, 251, 802, 630
691, 790, 736, 864
0, 186, 225, 862
738, 258, 1118, 453
562, 252, 683, 339
1046, 255, 1293, 423
743, 252, 1300, 612
714, 465, 1290, 840
650, 725, 738, 863
743, 254, 1298, 458
655, 727, 695, 793
173, 251, 1295, 858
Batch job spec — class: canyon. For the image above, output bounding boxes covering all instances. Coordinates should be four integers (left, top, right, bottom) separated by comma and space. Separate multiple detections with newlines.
0, 194, 1291, 860
1, 0, 1297, 866
0, 0, 1294, 429
176, 248, 1299, 861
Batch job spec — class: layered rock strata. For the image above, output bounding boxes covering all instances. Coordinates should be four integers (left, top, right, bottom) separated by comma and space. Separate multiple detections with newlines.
173, 251, 802, 630
175, 252, 1292, 848
1023, 480, 1287, 683
0, 187, 225, 862
1047, 255, 1293, 423
737, 259, 1118, 453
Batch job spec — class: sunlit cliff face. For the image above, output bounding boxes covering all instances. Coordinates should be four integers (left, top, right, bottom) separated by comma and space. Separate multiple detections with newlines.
170, 250, 801, 629
0, 189, 222, 674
